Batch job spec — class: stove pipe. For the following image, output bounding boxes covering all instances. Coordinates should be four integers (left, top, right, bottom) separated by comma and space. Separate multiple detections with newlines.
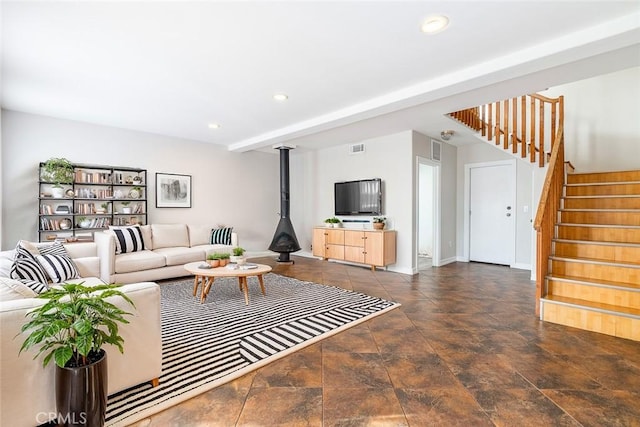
268, 146, 301, 262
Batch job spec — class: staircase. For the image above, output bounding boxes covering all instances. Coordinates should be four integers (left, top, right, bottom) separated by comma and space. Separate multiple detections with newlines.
449, 95, 640, 341
540, 170, 640, 341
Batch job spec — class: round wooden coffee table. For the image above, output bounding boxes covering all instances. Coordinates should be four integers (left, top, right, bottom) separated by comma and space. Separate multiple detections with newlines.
184, 262, 272, 304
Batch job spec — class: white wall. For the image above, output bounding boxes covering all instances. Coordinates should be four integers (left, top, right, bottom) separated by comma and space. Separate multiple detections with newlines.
543, 67, 640, 172
292, 130, 415, 274
1, 110, 280, 251
456, 141, 534, 269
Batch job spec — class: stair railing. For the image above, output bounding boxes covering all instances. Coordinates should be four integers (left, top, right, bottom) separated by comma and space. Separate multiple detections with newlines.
449, 94, 564, 167
533, 125, 565, 315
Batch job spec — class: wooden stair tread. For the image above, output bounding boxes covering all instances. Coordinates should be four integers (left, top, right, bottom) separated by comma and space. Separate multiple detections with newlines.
564, 195, 640, 199
553, 238, 640, 248
542, 295, 640, 318
550, 255, 640, 269
568, 170, 640, 184
546, 274, 640, 291
566, 181, 640, 187
557, 223, 640, 229
560, 208, 640, 212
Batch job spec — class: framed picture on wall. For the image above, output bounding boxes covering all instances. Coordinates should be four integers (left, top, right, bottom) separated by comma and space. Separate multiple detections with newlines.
156, 173, 191, 208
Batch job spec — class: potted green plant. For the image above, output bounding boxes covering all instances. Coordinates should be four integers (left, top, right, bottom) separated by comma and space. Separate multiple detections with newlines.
372, 216, 386, 230
97, 202, 109, 214
206, 253, 221, 268
77, 216, 91, 228
42, 158, 74, 198
230, 247, 246, 265
324, 217, 342, 228
121, 201, 131, 214
19, 282, 134, 427
219, 252, 231, 267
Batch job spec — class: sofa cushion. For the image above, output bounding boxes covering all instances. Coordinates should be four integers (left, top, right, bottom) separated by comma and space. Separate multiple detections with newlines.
114, 250, 166, 274
0, 277, 37, 300
111, 226, 146, 254
151, 224, 189, 249
210, 227, 233, 245
153, 247, 205, 266
36, 254, 80, 283
188, 225, 212, 247
0, 250, 15, 278
64, 276, 105, 287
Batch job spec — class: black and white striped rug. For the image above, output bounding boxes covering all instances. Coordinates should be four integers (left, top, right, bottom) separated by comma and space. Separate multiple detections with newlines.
105, 273, 399, 426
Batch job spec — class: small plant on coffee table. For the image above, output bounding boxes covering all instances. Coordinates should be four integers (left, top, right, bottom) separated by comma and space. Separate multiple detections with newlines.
219, 252, 230, 267
207, 253, 221, 268
233, 247, 245, 257
231, 247, 246, 265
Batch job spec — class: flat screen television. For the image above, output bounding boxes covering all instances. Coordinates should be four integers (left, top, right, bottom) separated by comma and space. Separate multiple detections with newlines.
334, 178, 382, 216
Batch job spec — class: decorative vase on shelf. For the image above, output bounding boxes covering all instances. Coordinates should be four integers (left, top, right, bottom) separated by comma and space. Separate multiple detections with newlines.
51, 186, 65, 199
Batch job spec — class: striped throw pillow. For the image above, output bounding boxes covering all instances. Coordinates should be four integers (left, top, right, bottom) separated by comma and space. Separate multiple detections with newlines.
15, 241, 37, 260
18, 279, 48, 294
210, 227, 233, 245
36, 254, 80, 283
113, 226, 146, 254
10, 257, 49, 287
38, 241, 68, 256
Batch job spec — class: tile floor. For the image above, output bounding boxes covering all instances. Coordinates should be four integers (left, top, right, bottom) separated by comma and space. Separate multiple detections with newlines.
131, 257, 640, 427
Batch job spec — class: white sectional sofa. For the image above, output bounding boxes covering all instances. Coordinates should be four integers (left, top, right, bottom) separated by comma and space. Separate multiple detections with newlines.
95, 223, 238, 284
0, 241, 162, 427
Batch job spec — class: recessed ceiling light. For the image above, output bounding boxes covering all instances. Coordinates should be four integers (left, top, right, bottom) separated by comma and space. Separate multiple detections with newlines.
208, 123, 221, 129
421, 15, 449, 34
273, 93, 289, 101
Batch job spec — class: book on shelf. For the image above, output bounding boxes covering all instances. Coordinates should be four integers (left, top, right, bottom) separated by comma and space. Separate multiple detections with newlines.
75, 170, 111, 184
132, 203, 144, 214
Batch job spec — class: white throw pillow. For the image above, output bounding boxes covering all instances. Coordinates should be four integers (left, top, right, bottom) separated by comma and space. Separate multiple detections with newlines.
0, 277, 37, 300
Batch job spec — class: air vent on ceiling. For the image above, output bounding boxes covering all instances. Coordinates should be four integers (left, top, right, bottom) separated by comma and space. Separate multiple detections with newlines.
431, 140, 441, 162
349, 143, 365, 155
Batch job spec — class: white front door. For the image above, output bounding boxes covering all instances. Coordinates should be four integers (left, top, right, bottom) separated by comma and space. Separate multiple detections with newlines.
469, 163, 515, 265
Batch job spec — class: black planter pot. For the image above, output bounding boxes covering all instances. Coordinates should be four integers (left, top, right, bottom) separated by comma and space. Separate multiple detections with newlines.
55, 350, 108, 427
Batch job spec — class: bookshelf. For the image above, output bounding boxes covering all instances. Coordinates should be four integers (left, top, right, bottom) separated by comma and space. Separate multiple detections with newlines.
38, 162, 148, 242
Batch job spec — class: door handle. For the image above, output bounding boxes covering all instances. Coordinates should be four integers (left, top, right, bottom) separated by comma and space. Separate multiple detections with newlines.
506, 213, 511, 217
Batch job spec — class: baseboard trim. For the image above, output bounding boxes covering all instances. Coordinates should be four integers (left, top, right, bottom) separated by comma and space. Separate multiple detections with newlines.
511, 263, 532, 271
439, 257, 458, 266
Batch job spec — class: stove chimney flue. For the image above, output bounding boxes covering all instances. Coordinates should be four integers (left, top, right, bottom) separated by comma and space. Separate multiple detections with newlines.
268, 145, 301, 263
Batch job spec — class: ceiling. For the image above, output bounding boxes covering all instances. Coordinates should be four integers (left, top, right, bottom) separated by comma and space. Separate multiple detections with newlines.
2, 1, 639, 153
